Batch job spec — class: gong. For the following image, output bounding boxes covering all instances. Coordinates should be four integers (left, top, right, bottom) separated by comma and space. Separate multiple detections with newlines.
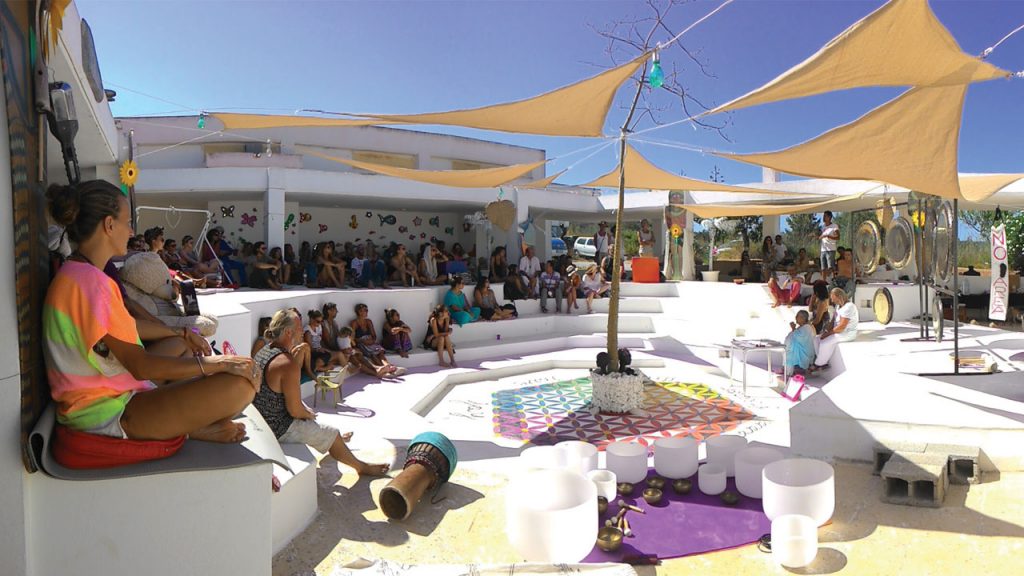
932, 294, 945, 343
873, 287, 894, 325
854, 220, 881, 275
885, 216, 914, 270
933, 201, 955, 284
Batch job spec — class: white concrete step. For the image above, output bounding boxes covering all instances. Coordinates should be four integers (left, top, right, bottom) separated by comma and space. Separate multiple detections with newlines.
448, 312, 654, 346
270, 444, 318, 555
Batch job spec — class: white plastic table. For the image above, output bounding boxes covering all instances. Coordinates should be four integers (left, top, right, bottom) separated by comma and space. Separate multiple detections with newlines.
729, 338, 786, 395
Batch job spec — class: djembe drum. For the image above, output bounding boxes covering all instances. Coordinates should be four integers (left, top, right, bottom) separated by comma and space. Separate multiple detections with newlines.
379, 432, 458, 520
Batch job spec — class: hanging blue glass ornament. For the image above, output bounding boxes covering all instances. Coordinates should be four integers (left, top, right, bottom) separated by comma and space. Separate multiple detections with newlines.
648, 54, 664, 89
197, 112, 207, 129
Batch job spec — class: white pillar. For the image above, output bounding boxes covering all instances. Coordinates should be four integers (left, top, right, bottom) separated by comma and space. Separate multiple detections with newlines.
682, 208, 696, 280
265, 168, 286, 250
539, 218, 552, 262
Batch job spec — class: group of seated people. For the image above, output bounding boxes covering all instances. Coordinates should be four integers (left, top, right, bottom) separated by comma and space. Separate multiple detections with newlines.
43, 180, 389, 475
783, 283, 860, 376
490, 246, 612, 314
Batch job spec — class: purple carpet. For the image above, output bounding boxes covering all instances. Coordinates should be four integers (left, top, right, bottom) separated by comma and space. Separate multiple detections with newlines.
584, 469, 770, 563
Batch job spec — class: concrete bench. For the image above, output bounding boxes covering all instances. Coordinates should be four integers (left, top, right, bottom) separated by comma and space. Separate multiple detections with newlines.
26, 403, 317, 575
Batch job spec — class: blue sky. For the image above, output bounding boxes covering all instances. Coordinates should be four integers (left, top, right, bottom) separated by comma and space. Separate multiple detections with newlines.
78, 0, 1022, 236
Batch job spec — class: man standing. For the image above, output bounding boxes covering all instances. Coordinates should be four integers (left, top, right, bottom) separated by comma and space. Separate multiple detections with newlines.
593, 221, 611, 264
819, 211, 840, 273
774, 234, 788, 264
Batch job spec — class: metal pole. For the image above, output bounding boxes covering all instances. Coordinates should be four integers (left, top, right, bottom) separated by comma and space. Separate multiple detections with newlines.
953, 198, 960, 374
128, 129, 137, 231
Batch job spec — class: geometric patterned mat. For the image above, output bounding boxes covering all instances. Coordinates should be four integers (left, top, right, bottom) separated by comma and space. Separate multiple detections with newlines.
492, 378, 754, 449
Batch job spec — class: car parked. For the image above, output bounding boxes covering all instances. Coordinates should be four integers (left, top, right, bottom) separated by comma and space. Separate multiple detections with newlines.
574, 236, 597, 258
551, 237, 567, 257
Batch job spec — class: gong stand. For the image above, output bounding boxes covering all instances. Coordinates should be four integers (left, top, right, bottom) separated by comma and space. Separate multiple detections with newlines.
892, 196, 961, 374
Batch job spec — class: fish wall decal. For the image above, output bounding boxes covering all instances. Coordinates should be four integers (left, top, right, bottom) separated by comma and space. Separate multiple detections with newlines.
378, 214, 397, 226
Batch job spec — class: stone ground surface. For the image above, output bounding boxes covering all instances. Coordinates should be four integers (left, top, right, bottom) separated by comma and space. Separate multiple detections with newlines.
273, 458, 1024, 576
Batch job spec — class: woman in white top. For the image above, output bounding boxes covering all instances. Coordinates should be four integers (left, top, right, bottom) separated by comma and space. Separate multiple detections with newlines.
581, 264, 609, 314
811, 287, 859, 371
637, 219, 655, 257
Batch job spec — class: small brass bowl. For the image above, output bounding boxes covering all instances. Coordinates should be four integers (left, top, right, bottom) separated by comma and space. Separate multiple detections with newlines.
596, 526, 624, 552
672, 478, 693, 495
646, 476, 665, 490
597, 496, 608, 514
642, 487, 663, 505
720, 490, 740, 506
617, 482, 634, 496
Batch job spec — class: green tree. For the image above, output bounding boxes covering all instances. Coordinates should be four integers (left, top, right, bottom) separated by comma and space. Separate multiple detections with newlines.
783, 213, 821, 256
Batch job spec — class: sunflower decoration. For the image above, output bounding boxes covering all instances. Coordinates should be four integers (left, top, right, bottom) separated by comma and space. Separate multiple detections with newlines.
119, 159, 139, 188
910, 210, 926, 229
670, 224, 683, 239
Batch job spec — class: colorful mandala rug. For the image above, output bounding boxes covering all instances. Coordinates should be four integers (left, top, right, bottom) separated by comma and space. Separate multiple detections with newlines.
492, 379, 754, 447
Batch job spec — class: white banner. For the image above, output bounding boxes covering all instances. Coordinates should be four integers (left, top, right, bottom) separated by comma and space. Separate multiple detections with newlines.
990, 224, 1008, 321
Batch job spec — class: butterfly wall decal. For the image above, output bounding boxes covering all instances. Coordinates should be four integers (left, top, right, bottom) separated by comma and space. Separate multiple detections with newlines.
241, 213, 257, 228
399, 225, 408, 233
319, 224, 328, 233
220, 205, 235, 218
444, 226, 454, 235
429, 216, 440, 227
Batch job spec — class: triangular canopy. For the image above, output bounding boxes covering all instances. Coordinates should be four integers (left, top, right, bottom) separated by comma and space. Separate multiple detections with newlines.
586, 144, 799, 195
709, 0, 1008, 115
959, 174, 1024, 203
354, 55, 647, 137
719, 84, 967, 200
517, 170, 567, 189
300, 148, 545, 188
213, 112, 391, 130
686, 191, 870, 219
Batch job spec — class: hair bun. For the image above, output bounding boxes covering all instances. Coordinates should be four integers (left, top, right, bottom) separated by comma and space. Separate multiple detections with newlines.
46, 183, 80, 227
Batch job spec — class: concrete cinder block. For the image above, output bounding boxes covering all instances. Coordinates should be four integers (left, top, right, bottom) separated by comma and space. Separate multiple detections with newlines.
872, 441, 927, 476
880, 452, 948, 508
926, 443, 981, 485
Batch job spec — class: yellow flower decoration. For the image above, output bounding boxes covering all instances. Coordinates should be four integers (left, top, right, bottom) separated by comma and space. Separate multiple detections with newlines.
910, 210, 925, 229
119, 160, 139, 187
670, 224, 683, 239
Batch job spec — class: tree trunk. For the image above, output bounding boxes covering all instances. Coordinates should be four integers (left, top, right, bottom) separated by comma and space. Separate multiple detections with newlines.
607, 71, 648, 373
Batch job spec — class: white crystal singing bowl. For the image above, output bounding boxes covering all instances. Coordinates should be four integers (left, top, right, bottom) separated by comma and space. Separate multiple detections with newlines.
653, 436, 698, 479
762, 458, 835, 526
604, 441, 649, 484
705, 434, 748, 477
505, 469, 598, 563
556, 440, 598, 475
734, 446, 784, 498
698, 463, 727, 496
771, 514, 818, 568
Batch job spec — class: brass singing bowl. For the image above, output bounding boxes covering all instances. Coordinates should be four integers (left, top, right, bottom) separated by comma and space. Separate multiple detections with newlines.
720, 490, 740, 506
642, 487, 663, 505
596, 526, 624, 552
617, 482, 634, 496
646, 476, 666, 490
672, 478, 693, 495
597, 496, 608, 514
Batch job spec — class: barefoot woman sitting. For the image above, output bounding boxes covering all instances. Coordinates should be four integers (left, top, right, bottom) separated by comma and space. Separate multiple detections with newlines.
43, 180, 258, 446
253, 310, 389, 476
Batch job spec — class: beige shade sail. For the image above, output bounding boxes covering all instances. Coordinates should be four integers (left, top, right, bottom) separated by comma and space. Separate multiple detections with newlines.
959, 174, 1024, 203
585, 144, 798, 195
300, 148, 546, 188
212, 112, 392, 130
719, 84, 967, 200
686, 191, 869, 219
354, 55, 647, 137
517, 170, 567, 189
710, 0, 1008, 115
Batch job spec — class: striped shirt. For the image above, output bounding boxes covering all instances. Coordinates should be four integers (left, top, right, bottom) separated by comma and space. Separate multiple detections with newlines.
43, 260, 155, 430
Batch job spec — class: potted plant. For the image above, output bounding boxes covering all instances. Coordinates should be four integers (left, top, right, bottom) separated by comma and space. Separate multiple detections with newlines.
589, 349, 645, 415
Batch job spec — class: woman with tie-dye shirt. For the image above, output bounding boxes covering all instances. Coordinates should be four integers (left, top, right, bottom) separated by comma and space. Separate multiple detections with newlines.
43, 180, 258, 447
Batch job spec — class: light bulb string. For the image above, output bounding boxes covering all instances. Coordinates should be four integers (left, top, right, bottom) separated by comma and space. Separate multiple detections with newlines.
136, 130, 228, 158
